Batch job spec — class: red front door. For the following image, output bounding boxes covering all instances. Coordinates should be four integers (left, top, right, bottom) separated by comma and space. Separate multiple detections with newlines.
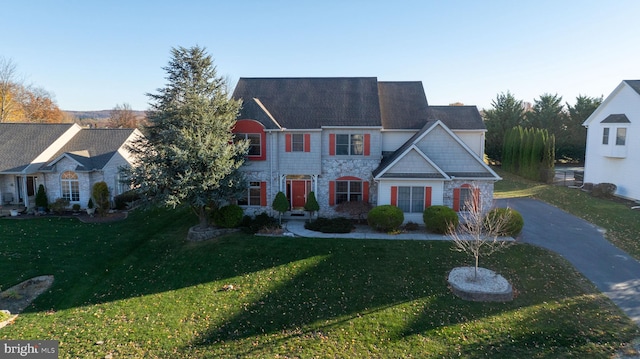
291, 181, 307, 209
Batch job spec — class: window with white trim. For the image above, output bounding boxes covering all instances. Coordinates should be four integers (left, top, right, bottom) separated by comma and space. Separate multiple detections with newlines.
616, 128, 626, 146
602, 128, 609, 145
335, 180, 362, 204
61, 171, 80, 202
238, 181, 261, 206
237, 133, 261, 156
397, 186, 425, 213
291, 133, 304, 152
336, 134, 364, 156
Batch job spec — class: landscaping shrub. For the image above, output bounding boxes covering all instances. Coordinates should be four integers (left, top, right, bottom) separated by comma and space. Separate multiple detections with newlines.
212, 204, 244, 228
35, 184, 48, 210
484, 207, 524, 237
305, 217, 353, 233
49, 198, 70, 214
114, 190, 141, 210
367, 205, 404, 232
591, 183, 617, 199
241, 212, 280, 234
334, 201, 373, 223
423, 205, 459, 234
304, 192, 320, 218
92, 181, 111, 216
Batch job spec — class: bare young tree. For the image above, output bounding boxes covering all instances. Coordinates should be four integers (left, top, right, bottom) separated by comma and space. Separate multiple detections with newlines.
449, 184, 516, 280
108, 103, 139, 128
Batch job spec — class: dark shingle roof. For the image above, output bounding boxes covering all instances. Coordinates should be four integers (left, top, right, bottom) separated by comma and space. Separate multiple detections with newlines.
0, 123, 75, 173
624, 80, 640, 96
426, 106, 486, 130
48, 129, 135, 170
233, 77, 382, 129
378, 81, 430, 129
601, 114, 631, 123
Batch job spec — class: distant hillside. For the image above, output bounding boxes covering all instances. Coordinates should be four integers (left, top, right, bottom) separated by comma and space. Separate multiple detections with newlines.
65, 110, 147, 119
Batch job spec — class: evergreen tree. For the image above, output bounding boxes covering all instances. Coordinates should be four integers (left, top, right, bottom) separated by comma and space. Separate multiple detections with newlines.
483, 91, 526, 162
272, 191, 290, 225
125, 46, 248, 228
304, 191, 320, 218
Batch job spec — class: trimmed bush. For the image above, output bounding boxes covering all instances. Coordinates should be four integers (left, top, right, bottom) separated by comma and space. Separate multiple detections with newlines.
305, 217, 353, 233
484, 207, 524, 237
212, 204, 244, 228
367, 205, 404, 232
241, 212, 280, 234
114, 190, 141, 210
92, 181, 111, 216
423, 205, 459, 234
591, 183, 617, 199
50, 198, 70, 214
304, 192, 320, 217
35, 184, 48, 210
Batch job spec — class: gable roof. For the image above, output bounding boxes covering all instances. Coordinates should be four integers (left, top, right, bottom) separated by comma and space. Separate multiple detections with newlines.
233, 77, 382, 129
0, 123, 76, 173
373, 120, 499, 180
45, 129, 136, 171
233, 77, 486, 131
624, 80, 640, 96
583, 80, 640, 127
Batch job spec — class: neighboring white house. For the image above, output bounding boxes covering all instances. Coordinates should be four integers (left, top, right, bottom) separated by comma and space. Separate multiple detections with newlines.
0, 123, 141, 210
583, 80, 640, 202
231, 77, 501, 223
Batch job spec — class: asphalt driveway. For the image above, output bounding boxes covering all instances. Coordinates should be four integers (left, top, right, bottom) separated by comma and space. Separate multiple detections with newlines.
496, 198, 640, 326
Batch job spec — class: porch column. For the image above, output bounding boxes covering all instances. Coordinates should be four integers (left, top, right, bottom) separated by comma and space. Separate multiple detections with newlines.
21, 176, 29, 208
312, 174, 318, 194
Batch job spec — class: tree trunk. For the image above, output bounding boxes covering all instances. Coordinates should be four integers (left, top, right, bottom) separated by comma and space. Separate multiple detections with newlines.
196, 206, 209, 229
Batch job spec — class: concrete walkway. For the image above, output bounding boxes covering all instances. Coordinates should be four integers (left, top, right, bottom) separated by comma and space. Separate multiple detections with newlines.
496, 198, 640, 326
286, 199, 640, 327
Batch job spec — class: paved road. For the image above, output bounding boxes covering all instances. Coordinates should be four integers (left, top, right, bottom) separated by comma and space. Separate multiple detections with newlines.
496, 198, 640, 326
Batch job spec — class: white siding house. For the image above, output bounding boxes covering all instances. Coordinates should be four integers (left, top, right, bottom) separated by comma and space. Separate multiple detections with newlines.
583, 80, 640, 202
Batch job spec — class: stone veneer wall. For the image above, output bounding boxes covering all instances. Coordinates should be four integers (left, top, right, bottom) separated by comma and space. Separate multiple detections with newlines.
317, 158, 380, 218
241, 170, 279, 217
443, 180, 495, 213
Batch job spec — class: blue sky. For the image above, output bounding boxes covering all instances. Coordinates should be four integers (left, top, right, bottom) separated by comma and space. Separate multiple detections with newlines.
3, 1, 640, 111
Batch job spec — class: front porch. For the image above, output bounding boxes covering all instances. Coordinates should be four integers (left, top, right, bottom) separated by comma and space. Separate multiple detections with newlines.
0, 204, 28, 217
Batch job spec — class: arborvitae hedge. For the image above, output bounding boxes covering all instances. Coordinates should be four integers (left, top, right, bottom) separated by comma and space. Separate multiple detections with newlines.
502, 126, 555, 182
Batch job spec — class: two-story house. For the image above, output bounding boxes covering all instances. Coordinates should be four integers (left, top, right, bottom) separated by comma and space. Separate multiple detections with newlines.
583, 80, 640, 202
231, 77, 500, 223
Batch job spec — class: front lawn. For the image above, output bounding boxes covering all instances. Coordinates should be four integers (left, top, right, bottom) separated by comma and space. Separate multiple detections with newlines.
0, 207, 638, 358
494, 168, 640, 260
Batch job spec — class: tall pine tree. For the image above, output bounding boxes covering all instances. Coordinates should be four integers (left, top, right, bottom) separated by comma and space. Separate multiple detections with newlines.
126, 46, 248, 228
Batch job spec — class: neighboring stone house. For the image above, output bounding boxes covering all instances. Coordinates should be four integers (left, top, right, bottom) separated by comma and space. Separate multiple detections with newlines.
0, 123, 141, 210
231, 77, 500, 223
583, 80, 640, 202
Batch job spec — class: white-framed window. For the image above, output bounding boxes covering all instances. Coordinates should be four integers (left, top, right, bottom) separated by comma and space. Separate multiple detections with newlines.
238, 181, 262, 206
616, 128, 626, 146
336, 134, 364, 156
61, 171, 80, 202
237, 133, 261, 156
335, 180, 362, 204
397, 186, 425, 213
602, 128, 609, 145
291, 133, 304, 152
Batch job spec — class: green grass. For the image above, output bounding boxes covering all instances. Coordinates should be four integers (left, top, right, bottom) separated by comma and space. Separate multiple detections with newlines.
0, 206, 638, 358
494, 168, 640, 260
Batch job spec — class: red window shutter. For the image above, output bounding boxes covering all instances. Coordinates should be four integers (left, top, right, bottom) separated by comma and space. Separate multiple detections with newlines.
285, 134, 292, 152
364, 133, 370, 156
425, 186, 432, 208
304, 134, 311, 152
390, 186, 398, 206
329, 134, 336, 156
363, 181, 369, 203
453, 188, 461, 212
329, 181, 335, 206
260, 182, 267, 206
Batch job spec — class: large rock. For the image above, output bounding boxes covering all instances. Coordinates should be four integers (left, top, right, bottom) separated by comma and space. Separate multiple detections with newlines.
448, 266, 513, 302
